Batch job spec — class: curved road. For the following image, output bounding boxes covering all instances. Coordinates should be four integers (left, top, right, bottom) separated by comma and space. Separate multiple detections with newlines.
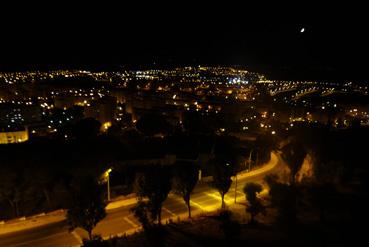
0, 152, 285, 246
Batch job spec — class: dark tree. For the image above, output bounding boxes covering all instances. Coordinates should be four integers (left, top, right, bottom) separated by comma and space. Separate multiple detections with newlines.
25, 165, 59, 211
81, 235, 109, 247
310, 147, 345, 184
243, 182, 266, 224
0, 165, 39, 217
183, 111, 215, 134
136, 114, 172, 136
0, 169, 24, 217
213, 135, 245, 173
211, 159, 233, 209
73, 118, 102, 140
217, 210, 240, 242
264, 175, 298, 227
131, 201, 152, 230
281, 141, 306, 184
209, 136, 243, 209
309, 183, 336, 223
172, 163, 198, 218
134, 165, 172, 225
253, 135, 275, 165
67, 177, 106, 240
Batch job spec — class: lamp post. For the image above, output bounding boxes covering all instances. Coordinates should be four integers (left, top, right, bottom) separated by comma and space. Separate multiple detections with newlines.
234, 173, 238, 203
107, 172, 111, 201
105, 168, 112, 201
227, 163, 238, 204
248, 149, 253, 172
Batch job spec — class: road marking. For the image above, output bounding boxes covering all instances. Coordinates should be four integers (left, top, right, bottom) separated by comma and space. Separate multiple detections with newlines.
0, 152, 281, 247
162, 207, 176, 217
123, 217, 138, 228
169, 195, 209, 212
71, 230, 83, 245
205, 192, 222, 200
189, 200, 204, 209
235, 190, 244, 195
205, 192, 240, 206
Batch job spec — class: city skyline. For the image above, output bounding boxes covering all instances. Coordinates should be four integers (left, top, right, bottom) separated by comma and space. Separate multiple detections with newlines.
0, 3, 368, 246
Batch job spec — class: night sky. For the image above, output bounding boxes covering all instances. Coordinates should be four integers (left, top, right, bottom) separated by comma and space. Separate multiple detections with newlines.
0, 2, 367, 81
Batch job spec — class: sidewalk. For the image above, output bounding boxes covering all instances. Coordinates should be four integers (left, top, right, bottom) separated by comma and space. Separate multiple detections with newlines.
105, 195, 138, 210
237, 151, 278, 180
0, 152, 280, 236
0, 194, 140, 236
0, 210, 66, 236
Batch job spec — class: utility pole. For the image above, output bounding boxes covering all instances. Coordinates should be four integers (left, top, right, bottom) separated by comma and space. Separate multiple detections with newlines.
234, 174, 238, 203
104, 168, 112, 201
107, 173, 110, 201
248, 149, 253, 171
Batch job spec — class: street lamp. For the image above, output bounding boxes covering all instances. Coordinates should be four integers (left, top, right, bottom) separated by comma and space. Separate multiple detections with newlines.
227, 163, 238, 203
234, 173, 238, 203
103, 168, 113, 201
248, 149, 253, 172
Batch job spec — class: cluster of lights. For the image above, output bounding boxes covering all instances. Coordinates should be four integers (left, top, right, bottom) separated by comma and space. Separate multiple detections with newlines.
228, 77, 249, 85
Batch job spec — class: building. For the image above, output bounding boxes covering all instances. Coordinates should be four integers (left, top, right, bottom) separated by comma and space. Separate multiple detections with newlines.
0, 104, 42, 126
0, 127, 29, 144
85, 96, 117, 125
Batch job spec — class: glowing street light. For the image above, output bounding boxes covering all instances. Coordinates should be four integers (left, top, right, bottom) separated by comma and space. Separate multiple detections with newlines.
225, 162, 239, 203
234, 173, 238, 203
248, 149, 253, 172
102, 168, 113, 201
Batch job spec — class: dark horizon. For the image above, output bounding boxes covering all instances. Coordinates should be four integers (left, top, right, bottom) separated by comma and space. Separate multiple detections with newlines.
1, 2, 368, 82
0, 3, 369, 243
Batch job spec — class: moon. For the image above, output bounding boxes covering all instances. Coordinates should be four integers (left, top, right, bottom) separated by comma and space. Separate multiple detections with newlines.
300, 28, 305, 33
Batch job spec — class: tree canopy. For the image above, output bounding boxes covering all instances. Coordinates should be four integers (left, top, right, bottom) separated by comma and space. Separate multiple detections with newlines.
134, 165, 172, 225
243, 182, 265, 224
172, 163, 198, 218
67, 177, 106, 240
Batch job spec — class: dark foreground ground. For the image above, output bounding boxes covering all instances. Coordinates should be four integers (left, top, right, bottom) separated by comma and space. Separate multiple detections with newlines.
102, 213, 366, 247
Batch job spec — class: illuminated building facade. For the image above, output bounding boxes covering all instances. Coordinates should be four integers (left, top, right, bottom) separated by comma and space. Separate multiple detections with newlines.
0, 127, 29, 144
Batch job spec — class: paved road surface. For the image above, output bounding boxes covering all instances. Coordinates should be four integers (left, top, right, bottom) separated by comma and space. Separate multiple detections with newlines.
0, 221, 80, 247
0, 152, 285, 246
